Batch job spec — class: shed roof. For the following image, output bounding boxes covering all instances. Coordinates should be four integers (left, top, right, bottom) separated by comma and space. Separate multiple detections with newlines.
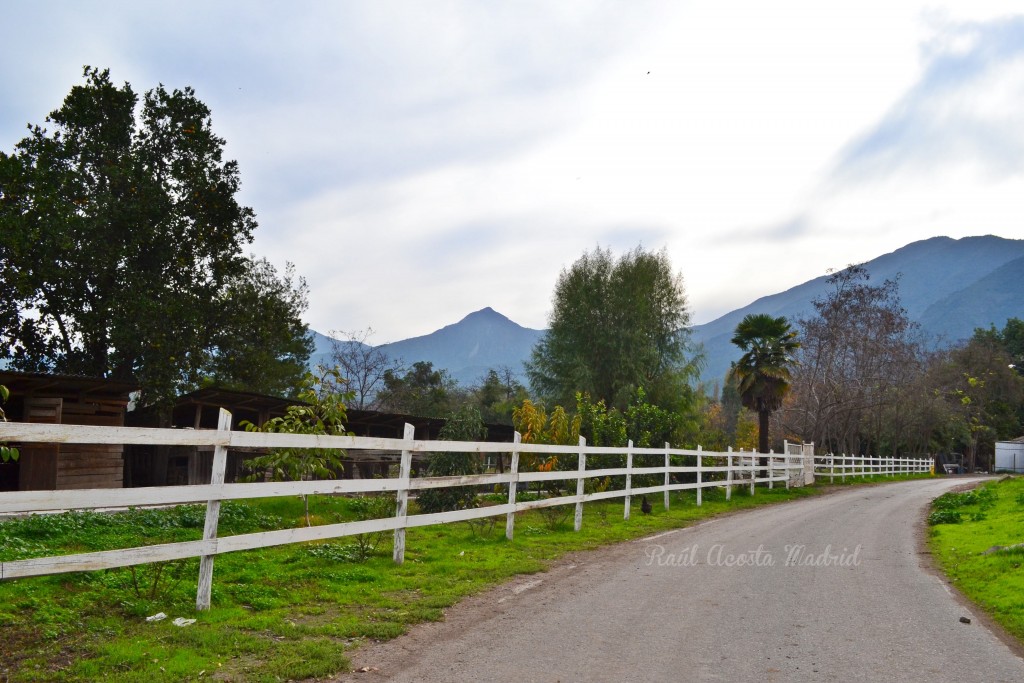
0, 370, 138, 401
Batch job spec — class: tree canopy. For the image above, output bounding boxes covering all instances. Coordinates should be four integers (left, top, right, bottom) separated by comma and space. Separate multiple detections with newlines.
374, 361, 461, 417
526, 246, 695, 411
783, 265, 921, 456
0, 67, 311, 407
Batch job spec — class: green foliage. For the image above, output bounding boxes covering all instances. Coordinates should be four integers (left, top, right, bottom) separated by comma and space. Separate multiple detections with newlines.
929, 477, 1024, 643
375, 360, 462, 417
931, 330, 1024, 469
527, 245, 695, 411
0, 481, 821, 681
973, 318, 1024, 376
927, 509, 963, 525
417, 406, 488, 514
344, 494, 395, 561
471, 367, 529, 425
204, 257, 314, 398
0, 383, 17, 462
928, 485, 999, 525
0, 67, 310, 408
243, 369, 351, 525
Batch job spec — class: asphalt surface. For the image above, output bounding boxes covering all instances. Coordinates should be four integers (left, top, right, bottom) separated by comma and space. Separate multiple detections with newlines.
339, 478, 1024, 682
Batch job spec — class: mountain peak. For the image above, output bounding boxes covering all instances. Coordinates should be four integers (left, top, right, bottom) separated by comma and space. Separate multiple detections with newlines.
460, 307, 509, 324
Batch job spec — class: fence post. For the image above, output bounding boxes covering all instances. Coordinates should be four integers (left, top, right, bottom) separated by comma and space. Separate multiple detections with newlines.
574, 436, 586, 532
393, 423, 414, 564
726, 447, 733, 501
196, 408, 232, 611
624, 440, 634, 520
696, 445, 703, 506
663, 442, 671, 511
505, 432, 521, 541
768, 449, 774, 490
785, 450, 790, 490
749, 449, 756, 496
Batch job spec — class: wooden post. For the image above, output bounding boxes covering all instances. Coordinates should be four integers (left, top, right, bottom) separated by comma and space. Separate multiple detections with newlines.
784, 450, 790, 490
196, 408, 231, 611
749, 449, 755, 496
623, 440, 633, 520
663, 442, 671, 511
505, 432, 521, 541
768, 449, 774, 490
393, 423, 414, 564
696, 445, 703, 506
726, 447, 733, 501
574, 436, 586, 532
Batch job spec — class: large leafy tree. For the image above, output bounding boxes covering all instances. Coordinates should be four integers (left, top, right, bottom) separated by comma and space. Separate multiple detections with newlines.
204, 257, 314, 398
728, 313, 799, 455
527, 246, 695, 411
0, 68, 308, 407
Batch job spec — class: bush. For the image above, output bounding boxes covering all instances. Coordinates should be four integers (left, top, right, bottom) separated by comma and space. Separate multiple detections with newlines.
417, 407, 487, 514
928, 509, 962, 525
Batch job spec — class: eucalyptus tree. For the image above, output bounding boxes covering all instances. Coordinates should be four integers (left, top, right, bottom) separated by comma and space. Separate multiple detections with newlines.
527, 245, 696, 412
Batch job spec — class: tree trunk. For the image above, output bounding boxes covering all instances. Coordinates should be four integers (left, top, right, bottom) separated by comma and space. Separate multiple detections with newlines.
758, 409, 770, 468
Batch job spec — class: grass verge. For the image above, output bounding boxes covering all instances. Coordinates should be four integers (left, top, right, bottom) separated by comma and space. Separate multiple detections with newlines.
928, 475, 1024, 643
0, 473, 930, 682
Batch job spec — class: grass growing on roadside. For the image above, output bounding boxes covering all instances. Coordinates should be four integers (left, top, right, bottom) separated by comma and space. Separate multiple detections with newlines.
928, 476, 1024, 642
0, 475, 932, 682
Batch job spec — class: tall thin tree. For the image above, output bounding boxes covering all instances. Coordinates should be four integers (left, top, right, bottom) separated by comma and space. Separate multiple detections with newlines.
728, 314, 799, 457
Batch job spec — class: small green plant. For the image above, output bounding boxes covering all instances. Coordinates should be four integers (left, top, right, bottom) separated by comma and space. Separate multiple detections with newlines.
927, 509, 962, 525
1, 383, 18, 463
126, 560, 191, 600
243, 369, 352, 525
347, 494, 395, 561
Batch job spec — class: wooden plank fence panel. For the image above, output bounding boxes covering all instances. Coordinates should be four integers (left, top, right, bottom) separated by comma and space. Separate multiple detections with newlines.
0, 419, 934, 591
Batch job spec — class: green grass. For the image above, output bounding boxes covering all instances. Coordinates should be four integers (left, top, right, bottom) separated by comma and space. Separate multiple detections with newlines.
928, 476, 1024, 642
0, 474, 930, 682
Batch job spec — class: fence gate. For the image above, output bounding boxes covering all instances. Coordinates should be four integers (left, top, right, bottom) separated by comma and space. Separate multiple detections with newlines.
784, 440, 815, 486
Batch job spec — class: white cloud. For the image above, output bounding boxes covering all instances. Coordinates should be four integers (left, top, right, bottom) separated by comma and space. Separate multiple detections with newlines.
3, 1, 1024, 340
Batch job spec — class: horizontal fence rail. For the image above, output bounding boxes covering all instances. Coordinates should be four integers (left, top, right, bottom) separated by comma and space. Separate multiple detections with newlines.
813, 454, 933, 482
0, 413, 927, 609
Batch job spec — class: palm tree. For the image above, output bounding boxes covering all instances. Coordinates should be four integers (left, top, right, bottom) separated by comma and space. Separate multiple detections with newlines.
728, 314, 800, 458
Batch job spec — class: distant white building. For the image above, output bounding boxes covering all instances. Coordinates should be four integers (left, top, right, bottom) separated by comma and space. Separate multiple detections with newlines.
995, 437, 1024, 473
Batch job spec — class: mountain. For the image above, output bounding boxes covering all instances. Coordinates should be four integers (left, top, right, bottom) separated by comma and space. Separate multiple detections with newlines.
309, 308, 544, 387
307, 235, 1022, 393
692, 235, 1024, 385
307, 330, 372, 374
379, 308, 544, 386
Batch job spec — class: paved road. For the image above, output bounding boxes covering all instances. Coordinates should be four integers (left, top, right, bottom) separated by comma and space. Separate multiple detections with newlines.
340, 478, 1024, 682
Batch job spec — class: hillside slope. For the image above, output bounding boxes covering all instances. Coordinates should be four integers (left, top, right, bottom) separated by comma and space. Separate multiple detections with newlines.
692, 235, 1024, 384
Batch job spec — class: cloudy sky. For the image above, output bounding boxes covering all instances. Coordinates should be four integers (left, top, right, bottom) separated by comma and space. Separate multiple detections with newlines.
2, 1, 1022, 342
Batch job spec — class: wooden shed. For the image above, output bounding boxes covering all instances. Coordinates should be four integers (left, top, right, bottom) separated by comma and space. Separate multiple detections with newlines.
124, 387, 301, 487
0, 371, 138, 492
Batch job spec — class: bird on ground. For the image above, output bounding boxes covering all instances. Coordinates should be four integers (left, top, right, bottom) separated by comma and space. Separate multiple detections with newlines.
641, 495, 652, 515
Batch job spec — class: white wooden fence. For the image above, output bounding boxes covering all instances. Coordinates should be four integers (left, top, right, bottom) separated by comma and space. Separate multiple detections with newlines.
0, 411, 804, 609
813, 453, 933, 481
